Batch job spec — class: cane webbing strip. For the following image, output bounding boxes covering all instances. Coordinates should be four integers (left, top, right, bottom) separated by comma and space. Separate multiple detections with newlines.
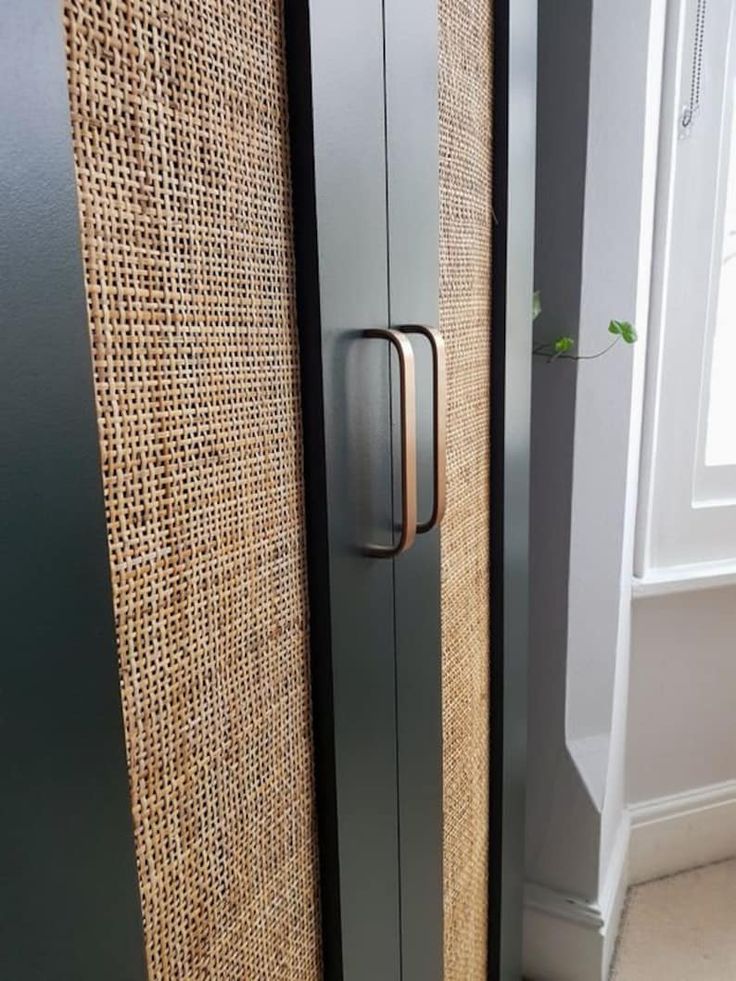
64, 2, 321, 978
438, 0, 493, 977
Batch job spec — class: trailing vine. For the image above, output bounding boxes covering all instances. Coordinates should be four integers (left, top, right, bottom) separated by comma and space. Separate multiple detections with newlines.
532, 291, 637, 363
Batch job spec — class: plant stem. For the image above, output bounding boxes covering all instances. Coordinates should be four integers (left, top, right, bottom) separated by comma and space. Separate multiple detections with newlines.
532, 337, 620, 362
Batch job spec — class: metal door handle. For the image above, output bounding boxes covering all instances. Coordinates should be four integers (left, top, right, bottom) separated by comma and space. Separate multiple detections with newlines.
364, 328, 417, 557
399, 326, 447, 533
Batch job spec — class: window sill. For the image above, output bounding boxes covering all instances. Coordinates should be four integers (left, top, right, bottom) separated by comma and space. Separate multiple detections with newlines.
632, 561, 736, 598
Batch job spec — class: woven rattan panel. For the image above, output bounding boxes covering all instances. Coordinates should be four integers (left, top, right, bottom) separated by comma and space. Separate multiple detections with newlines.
64, 2, 321, 978
438, 0, 493, 977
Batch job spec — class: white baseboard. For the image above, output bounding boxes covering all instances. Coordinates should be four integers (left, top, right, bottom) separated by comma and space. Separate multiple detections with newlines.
628, 779, 736, 885
523, 817, 629, 981
523, 782, 736, 979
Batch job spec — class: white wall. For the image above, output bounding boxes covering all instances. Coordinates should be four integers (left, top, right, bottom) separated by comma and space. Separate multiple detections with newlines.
524, 0, 667, 977
627, 588, 736, 803
526, 0, 736, 976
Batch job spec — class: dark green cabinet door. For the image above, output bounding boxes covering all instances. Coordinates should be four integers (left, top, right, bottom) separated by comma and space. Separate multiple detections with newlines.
0, 3, 147, 978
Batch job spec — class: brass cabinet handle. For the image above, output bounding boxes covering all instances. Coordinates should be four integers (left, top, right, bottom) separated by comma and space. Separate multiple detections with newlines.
364, 328, 418, 557
399, 326, 447, 534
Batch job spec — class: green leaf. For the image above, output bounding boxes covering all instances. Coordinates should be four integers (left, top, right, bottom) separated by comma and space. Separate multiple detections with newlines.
620, 321, 638, 344
554, 336, 575, 353
532, 290, 542, 321
608, 320, 638, 343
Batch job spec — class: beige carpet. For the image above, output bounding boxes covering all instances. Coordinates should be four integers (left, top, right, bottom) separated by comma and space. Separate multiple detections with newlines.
611, 859, 736, 979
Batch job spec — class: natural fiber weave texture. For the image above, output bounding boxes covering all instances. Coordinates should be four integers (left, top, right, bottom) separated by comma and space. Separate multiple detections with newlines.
64, 2, 321, 978
438, 0, 493, 977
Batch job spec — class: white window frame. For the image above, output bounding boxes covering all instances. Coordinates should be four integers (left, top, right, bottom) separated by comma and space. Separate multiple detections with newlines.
693, 66, 736, 500
636, 0, 736, 586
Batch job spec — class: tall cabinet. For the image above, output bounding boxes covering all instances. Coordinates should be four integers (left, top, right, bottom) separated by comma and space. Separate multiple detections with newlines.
0, 1, 534, 978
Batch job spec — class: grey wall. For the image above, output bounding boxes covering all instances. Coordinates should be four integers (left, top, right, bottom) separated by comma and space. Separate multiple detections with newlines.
527, 0, 665, 905
526, 0, 602, 900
